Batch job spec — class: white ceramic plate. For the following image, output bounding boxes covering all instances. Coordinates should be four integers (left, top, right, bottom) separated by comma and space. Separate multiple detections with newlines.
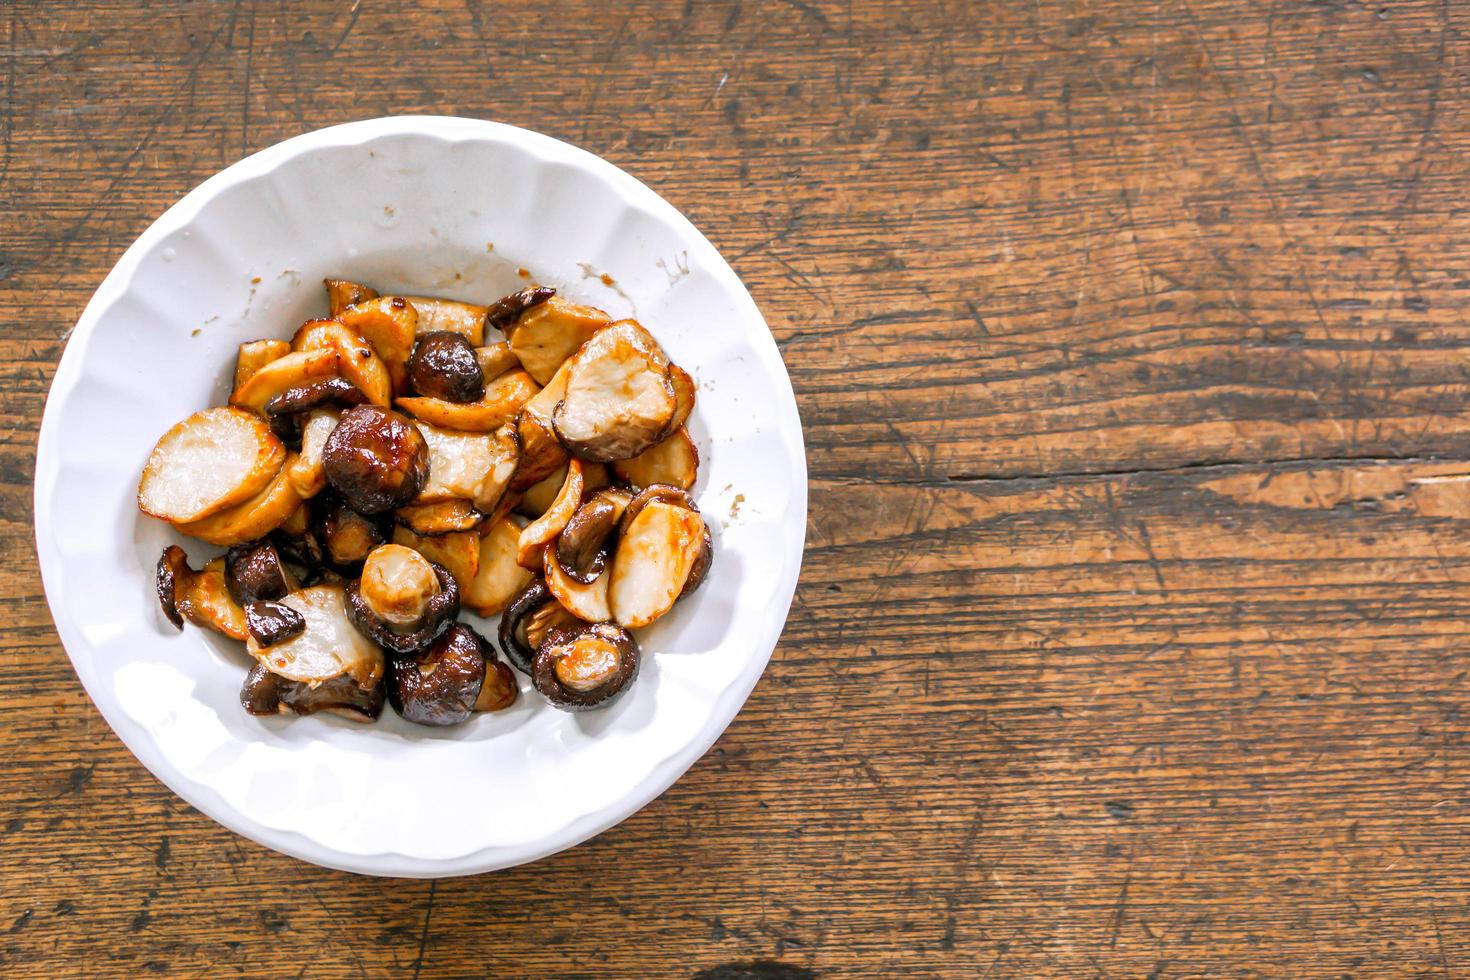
34, 116, 806, 877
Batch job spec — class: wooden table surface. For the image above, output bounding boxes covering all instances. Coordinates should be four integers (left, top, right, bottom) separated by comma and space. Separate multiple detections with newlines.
5, 0, 1470, 975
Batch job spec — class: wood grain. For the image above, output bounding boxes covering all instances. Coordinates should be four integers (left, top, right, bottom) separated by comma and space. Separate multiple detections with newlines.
5, 0, 1470, 975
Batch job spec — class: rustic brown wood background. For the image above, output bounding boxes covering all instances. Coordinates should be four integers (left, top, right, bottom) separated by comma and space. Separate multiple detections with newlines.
4, 0, 1469, 975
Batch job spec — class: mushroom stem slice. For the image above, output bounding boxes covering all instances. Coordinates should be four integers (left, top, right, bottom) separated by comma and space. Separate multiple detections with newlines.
176, 557, 250, 640
544, 540, 611, 623
552, 320, 678, 462
229, 348, 341, 414
245, 584, 385, 688
174, 461, 304, 547
505, 295, 610, 385
138, 407, 287, 524
516, 458, 584, 570
395, 369, 539, 433
608, 497, 709, 629
462, 517, 534, 617
611, 426, 698, 491
234, 339, 292, 391
337, 296, 420, 394
401, 296, 490, 346
324, 278, 379, 317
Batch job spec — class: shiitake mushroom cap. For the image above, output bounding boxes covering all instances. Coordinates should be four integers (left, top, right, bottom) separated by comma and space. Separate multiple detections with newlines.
321, 405, 429, 514
225, 539, 296, 605
388, 622, 491, 726
240, 662, 385, 721
407, 331, 484, 403
344, 560, 460, 655
531, 622, 640, 712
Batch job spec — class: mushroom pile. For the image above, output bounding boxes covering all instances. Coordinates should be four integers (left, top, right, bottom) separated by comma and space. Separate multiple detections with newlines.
139, 278, 708, 725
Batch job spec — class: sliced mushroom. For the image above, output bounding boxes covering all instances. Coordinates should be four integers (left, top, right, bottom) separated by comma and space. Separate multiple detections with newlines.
608, 491, 709, 629
138, 407, 287, 524
512, 360, 572, 490
544, 540, 610, 622
321, 405, 429, 514
517, 458, 584, 570
612, 426, 698, 491
485, 284, 557, 334
475, 658, 519, 713
499, 581, 577, 675
552, 320, 677, 462
395, 369, 539, 433
229, 348, 341, 414
401, 296, 489, 345
290, 318, 393, 407
175, 557, 250, 640
395, 499, 484, 536
505, 295, 610, 385
245, 584, 385, 688
240, 662, 385, 722
234, 339, 292, 391
345, 545, 459, 654
531, 622, 640, 712
461, 517, 534, 617
324, 278, 379, 317
389, 623, 492, 726
663, 363, 696, 438
414, 421, 519, 513
263, 377, 365, 417
515, 463, 568, 518
156, 546, 189, 629
284, 408, 340, 499
224, 538, 298, 605
314, 493, 391, 569
475, 342, 522, 382
337, 295, 419, 393
174, 461, 304, 547
391, 525, 481, 594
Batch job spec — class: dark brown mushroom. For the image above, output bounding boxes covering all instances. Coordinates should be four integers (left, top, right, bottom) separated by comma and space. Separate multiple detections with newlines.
484, 285, 556, 332
314, 493, 391, 569
618, 483, 699, 536
245, 600, 307, 648
156, 545, 189, 630
555, 488, 632, 584
321, 405, 429, 514
263, 377, 367, 417
389, 623, 491, 726
681, 522, 715, 598
344, 548, 460, 655
531, 622, 640, 712
475, 657, 519, 712
407, 331, 485, 403
499, 581, 580, 675
225, 539, 297, 605
240, 663, 385, 722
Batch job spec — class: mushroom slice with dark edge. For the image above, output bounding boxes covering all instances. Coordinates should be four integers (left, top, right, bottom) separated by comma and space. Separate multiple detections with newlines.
407, 331, 484, 403
324, 278, 379, 317
531, 622, 640, 712
516, 458, 584, 570
156, 546, 190, 629
505, 295, 609, 385
245, 584, 385, 688
229, 348, 341, 414
224, 538, 298, 605
344, 544, 460, 655
608, 486, 711, 629
552, 320, 678, 462
138, 407, 287, 524
169, 555, 250, 640
663, 364, 696, 437
475, 342, 521, 382
395, 499, 484, 536
337, 296, 419, 394
555, 488, 634, 584
234, 339, 291, 391
461, 517, 534, 617
290, 319, 393, 407
314, 493, 391, 569
476, 657, 519, 713
284, 409, 340, 499
485, 284, 557, 334
321, 405, 429, 514
389, 623, 495, 726
240, 663, 385, 722
395, 369, 538, 433
499, 581, 578, 675
263, 377, 366, 417
544, 540, 610, 623
512, 360, 571, 490
413, 421, 519, 513
612, 426, 698, 491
